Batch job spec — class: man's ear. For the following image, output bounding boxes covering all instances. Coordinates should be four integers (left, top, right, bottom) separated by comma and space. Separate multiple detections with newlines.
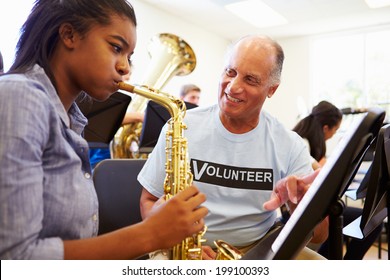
59, 23, 76, 48
267, 84, 279, 98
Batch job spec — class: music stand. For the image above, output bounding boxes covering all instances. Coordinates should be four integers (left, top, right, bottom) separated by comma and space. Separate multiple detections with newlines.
77, 92, 132, 147
138, 100, 198, 153
344, 133, 380, 200
343, 124, 390, 259
242, 108, 385, 260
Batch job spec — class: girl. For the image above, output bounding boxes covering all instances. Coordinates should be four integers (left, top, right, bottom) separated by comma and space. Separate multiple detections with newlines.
0, 0, 207, 260
293, 100, 342, 167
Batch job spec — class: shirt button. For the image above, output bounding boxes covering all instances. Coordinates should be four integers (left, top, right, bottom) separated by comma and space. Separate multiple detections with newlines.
92, 214, 98, 221
84, 172, 91, 179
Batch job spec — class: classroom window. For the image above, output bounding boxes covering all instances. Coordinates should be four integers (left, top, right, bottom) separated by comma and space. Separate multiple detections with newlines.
310, 28, 390, 119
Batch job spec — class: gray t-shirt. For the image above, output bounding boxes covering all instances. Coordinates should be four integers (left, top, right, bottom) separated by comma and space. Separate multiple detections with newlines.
138, 104, 313, 247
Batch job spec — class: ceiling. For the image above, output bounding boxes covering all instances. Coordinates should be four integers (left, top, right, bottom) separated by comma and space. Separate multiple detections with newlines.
141, 0, 390, 40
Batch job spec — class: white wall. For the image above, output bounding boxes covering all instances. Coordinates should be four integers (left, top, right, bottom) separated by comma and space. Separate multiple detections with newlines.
0, 0, 35, 71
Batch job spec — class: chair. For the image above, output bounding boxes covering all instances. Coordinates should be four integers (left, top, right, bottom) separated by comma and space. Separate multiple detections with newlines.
93, 159, 145, 234
93, 159, 148, 259
93, 158, 146, 234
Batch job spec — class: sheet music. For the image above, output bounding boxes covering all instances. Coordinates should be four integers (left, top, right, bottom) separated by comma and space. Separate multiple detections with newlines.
271, 114, 365, 253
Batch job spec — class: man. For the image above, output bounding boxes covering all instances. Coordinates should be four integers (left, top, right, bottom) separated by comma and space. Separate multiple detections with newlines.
138, 35, 328, 259
180, 83, 201, 105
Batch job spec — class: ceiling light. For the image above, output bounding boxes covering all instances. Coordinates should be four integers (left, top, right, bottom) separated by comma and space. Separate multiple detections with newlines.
225, 0, 288, 28
364, 0, 390, 8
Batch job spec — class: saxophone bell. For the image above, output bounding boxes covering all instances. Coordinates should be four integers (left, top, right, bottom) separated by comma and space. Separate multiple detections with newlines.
214, 240, 243, 260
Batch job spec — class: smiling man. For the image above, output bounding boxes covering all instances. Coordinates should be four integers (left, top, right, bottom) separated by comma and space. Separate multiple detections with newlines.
138, 35, 327, 260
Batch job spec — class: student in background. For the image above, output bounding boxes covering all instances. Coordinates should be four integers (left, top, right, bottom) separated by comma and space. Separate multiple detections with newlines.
0, 50, 3, 74
293, 100, 383, 259
179, 83, 201, 105
292, 100, 342, 167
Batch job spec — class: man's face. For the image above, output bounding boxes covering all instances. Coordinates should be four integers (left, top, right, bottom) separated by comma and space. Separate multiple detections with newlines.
218, 38, 279, 131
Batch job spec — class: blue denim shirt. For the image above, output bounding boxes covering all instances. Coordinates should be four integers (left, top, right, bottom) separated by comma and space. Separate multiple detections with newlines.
0, 65, 98, 259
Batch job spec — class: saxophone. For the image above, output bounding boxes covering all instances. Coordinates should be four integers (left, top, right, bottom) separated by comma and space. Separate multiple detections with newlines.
117, 82, 243, 260
117, 82, 206, 259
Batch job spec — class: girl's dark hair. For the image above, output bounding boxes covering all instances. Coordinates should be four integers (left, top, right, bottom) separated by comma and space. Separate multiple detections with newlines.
0, 50, 3, 73
9, 0, 136, 84
0, 52, 4, 74
293, 100, 342, 161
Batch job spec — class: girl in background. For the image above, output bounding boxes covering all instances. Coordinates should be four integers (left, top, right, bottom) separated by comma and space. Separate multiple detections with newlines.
293, 100, 342, 167
293, 100, 382, 259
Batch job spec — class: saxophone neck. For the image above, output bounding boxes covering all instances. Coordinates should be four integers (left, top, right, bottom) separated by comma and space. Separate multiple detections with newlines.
117, 82, 183, 119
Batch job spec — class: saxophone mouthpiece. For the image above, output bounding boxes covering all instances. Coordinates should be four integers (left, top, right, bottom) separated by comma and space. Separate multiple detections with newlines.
117, 81, 135, 93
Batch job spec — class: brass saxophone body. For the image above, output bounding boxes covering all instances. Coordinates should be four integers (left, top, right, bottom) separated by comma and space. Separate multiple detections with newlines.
117, 82, 206, 260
